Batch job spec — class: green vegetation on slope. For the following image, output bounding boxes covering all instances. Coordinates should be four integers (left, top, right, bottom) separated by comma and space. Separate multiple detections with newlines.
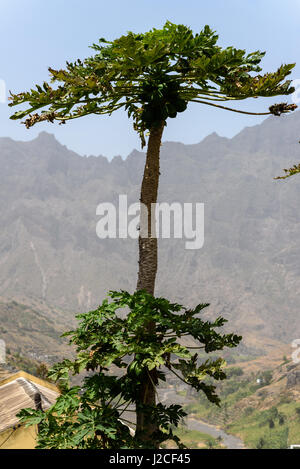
227, 402, 300, 449
162, 425, 223, 449
0, 299, 73, 364
182, 362, 300, 449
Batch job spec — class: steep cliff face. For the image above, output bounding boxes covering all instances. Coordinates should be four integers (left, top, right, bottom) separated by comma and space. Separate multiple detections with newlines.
0, 112, 300, 352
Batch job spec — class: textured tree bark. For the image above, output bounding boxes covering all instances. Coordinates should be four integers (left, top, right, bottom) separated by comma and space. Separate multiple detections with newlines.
136, 122, 164, 445
137, 123, 164, 294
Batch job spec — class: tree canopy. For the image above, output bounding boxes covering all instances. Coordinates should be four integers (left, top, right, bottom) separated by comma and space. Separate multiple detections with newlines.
9, 21, 296, 146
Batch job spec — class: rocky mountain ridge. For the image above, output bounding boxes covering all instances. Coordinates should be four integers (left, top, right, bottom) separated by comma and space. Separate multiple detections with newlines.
1, 111, 300, 354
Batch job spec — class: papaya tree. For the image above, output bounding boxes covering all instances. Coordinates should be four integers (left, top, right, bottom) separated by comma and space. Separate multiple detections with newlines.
10, 22, 296, 448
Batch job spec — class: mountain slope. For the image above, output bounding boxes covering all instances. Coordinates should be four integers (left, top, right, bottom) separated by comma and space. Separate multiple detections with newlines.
1, 112, 300, 354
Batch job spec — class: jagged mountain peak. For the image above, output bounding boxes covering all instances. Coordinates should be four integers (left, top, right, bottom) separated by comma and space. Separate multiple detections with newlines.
34, 131, 58, 142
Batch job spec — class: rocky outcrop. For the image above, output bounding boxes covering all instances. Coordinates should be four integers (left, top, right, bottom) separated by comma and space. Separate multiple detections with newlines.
286, 369, 300, 388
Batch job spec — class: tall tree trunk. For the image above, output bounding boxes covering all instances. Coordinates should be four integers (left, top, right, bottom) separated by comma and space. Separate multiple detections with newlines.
137, 122, 164, 294
136, 122, 164, 445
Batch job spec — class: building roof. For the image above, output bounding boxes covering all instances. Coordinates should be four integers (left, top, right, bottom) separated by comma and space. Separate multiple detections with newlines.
0, 367, 12, 382
0, 370, 59, 433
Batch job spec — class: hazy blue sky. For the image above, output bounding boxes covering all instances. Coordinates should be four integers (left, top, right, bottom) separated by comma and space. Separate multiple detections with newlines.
0, 0, 299, 158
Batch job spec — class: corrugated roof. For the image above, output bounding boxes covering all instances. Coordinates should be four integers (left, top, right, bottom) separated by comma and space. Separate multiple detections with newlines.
0, 368, 12, 383
0, 371, 59, 433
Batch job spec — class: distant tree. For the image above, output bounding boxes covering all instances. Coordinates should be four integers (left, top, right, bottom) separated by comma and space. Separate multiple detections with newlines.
268, 418, 275, 429
36, 363, 50, 381
270, 406, 279, 420
222, 401, 229, 426
227, 366, 244, 378
10, 22, 296, 448
256, 437, 266, 449
244, 406, 255, 417
206, 439, 216, 449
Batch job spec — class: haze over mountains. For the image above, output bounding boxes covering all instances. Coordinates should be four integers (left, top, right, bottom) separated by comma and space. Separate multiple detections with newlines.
1, 111, 300, 356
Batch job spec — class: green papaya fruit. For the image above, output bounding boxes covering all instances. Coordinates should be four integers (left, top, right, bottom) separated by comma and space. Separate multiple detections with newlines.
176, 99, 187, 113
